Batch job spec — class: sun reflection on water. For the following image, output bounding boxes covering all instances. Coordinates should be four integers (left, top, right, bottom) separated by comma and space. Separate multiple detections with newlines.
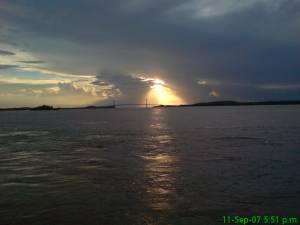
141, 109, 178, 211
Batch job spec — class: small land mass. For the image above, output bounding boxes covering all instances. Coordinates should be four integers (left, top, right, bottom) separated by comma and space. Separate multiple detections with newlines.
30, 105, 55, 111
0, 104, 115, 111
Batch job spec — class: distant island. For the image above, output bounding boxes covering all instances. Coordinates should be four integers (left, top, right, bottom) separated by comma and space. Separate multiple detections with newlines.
0, 101, 300, 111
156, 100, 300, 108
0, 104, 115, 111
30, 105, 55, 111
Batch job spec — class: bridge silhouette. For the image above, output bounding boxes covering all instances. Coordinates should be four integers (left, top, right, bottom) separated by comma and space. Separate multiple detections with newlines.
84, 100, 160, 109
116, 103, 158, 107
110, 99, 160, 108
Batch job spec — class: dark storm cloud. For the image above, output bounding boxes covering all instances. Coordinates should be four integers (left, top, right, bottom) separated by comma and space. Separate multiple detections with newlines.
0, 49, 15, 55
93, 71, 149, 103
0, 64, 18, 69
1, 0, 300, 102
18, 60, 44, 64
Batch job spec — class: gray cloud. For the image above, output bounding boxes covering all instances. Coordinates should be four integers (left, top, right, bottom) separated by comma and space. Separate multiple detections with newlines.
0, 64, 18, 69
18, 60, 44, 64
0, 49, 15, 55
93, 71, 149, 103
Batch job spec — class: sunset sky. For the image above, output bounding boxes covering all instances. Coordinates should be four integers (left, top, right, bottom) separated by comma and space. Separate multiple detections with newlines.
0, 0, 299, 107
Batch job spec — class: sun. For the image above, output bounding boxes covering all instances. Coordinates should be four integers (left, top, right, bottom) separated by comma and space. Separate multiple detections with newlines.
147, 78, 184, 105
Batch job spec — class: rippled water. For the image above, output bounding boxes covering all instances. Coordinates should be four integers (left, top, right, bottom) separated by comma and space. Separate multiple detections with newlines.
0, 106, 299, 225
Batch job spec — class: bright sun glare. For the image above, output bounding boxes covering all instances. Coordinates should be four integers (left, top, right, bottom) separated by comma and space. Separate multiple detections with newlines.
147, 78, 184, 105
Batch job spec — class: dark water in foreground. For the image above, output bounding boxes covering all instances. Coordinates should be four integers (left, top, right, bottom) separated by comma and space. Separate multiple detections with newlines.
0, 106, 299, 225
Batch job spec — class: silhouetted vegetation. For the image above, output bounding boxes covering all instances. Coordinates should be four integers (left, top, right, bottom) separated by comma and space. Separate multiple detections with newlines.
30, 105, 55, 111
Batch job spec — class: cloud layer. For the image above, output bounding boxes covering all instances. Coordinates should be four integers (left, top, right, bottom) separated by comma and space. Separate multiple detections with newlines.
0, 0, 299, 107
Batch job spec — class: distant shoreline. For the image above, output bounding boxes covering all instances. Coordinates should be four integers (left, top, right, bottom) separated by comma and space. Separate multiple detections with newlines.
157, 100, 300, 108
1, 101, 300, 111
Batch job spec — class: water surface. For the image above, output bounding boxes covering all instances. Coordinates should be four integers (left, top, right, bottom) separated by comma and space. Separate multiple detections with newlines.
0, 106, 299, 225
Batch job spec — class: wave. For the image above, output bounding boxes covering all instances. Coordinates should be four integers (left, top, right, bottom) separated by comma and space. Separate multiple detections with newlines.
83, 134, 112, 140
215, 136, 264, 141
0, 131, 50, 137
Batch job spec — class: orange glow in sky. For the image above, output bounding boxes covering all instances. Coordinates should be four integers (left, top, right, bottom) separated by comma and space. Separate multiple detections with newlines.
146, 78, 184, 105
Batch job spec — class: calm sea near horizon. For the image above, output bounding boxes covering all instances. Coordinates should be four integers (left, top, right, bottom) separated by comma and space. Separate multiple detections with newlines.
0, 106, 299, 225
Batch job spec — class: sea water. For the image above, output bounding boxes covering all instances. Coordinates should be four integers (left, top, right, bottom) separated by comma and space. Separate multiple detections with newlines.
0, 106, 299, 225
